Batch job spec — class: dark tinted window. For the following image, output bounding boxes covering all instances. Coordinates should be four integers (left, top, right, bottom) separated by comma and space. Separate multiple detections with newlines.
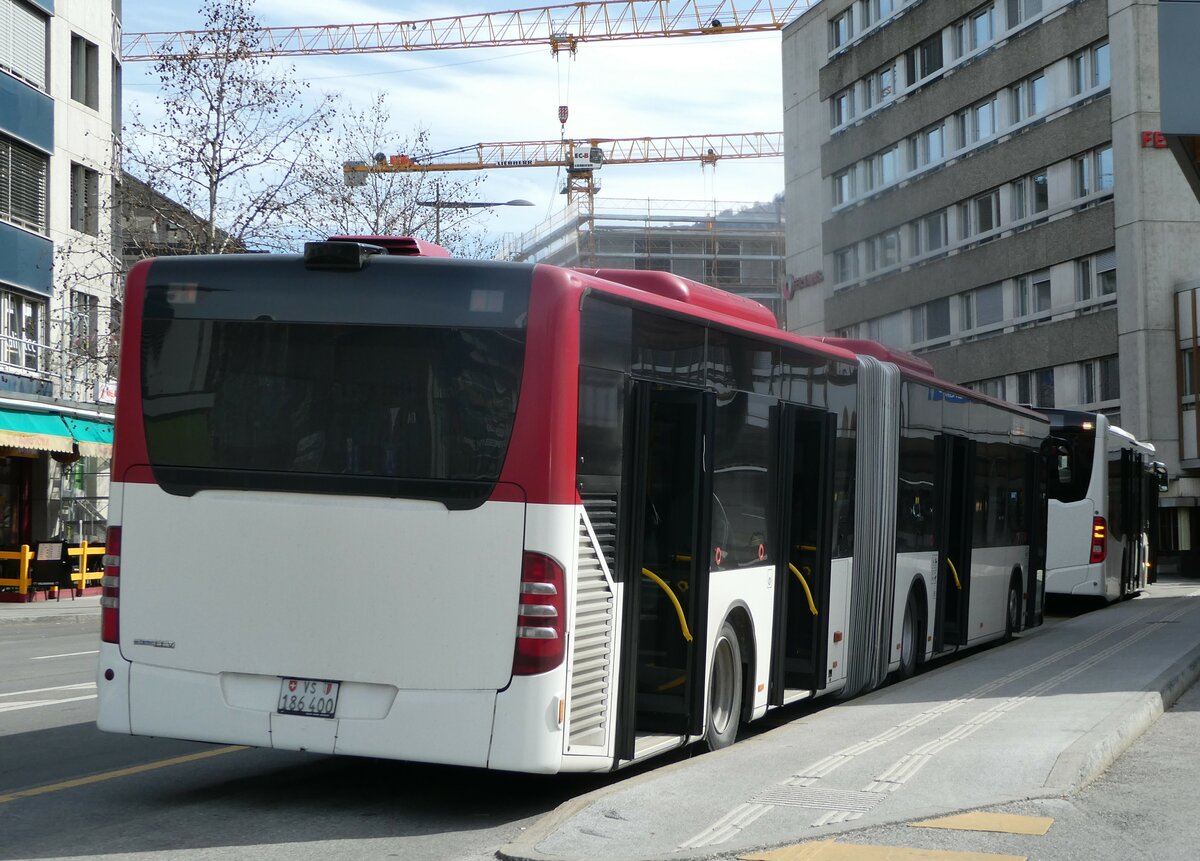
632, 311, 705, 386
1047, 428, 1096, 503
142, 321, 524, 504
711, 392, 773, 569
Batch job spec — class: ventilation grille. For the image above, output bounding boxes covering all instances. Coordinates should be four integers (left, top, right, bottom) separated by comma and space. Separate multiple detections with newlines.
581, 493, 618, 572
568, 511, 615, 749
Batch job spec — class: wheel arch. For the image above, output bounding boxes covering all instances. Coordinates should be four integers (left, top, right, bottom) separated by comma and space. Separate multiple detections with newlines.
719, 601, 756, 724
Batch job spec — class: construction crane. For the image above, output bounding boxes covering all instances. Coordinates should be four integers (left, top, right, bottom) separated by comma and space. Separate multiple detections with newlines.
122, 1, 807, 61
343, 131, 783, 262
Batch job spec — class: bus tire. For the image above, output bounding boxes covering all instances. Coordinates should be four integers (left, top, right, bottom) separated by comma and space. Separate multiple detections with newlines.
1004, 573, 1023, 641
896, 590, 924, 681
705, 621, 743, 751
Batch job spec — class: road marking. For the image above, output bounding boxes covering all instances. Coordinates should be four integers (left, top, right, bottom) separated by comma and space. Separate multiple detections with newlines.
912, 812, 1054, 836
740, 840, 1027, 860
31, 650, 99, 660
0, 745, 248, 804
0, 694, 96, 714
0, 682, 95, 698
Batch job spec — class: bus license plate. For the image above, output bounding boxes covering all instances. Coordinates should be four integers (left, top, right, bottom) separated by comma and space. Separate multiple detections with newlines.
277, 678, 339, 718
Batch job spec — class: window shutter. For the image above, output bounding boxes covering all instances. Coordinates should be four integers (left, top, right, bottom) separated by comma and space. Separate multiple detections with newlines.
1096, 248, 1116, 273
1, 0, 48, 88
6, 137, 47, 232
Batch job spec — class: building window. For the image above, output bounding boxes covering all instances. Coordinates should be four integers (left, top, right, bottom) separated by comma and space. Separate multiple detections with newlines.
1006, 0, 1043, 29
913, 297, 950, 344
962, 282, 1004, 336
1183, 350, 1196, 397
912, 210, 947, 256
0, 134, 48, 234
1076, 145, 1113, 197
1096, 248, 1116, 297
69, 290, 100, 355
860, 0, 895, 30
832, 87, 855, 127
974, 97, 997, 142
867, 309, 905, 347
1012, 170, 1048, 222
1081, 355, 1120, 404
1072, 41, 1111, 96
1075, 153, 1091, 197
867, 145, 901, 190
1, 289, 45, 371
870, 229, 901, 271
970, 376, 1007, 400
864, 62, 898, 109
1017, 368, 1054, 407
964, 189, 1000, 238
834, 246, 858, 284
1010, 73, 1046, 124
830, 10, 854, 50
910, 122, 945, 170
833, 169, 854, 206
70, 162, 99, 235
1096, 145, 1114, 191
955, 5, 997, 57
905, 33, 943, 85
0, 0, 48, 89
70, 33, 100, 110
1016, 272, 1052, 325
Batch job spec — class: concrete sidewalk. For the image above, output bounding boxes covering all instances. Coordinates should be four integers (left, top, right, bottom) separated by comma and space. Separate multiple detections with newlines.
502, 579, 1200, 861
0, 594, 100, 624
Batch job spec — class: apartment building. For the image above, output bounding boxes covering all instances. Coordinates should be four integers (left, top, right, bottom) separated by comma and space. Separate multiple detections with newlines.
0, 0, 119, 557
504, 198, 787, 320
783, 0, 1200, 568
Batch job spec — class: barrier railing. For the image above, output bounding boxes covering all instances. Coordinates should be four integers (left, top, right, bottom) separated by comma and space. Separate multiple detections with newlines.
0, 542, 106, 599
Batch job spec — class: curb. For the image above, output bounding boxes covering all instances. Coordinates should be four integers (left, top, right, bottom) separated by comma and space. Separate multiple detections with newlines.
498, 628, 1200, 861
0, 611, 100, 624
1043, 637, 1200, 792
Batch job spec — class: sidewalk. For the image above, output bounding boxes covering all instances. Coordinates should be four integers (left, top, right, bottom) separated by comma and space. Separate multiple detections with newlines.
502, 579, 1200, 861
0, 594, 100, 624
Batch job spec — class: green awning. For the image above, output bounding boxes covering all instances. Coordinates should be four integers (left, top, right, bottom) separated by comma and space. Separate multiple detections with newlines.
0, 409, 113, 458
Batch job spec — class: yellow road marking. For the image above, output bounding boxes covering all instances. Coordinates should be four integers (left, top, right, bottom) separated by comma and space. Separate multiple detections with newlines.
912, 812, 1054, 836
0, 745, 247, 804
741, 840, 1026, 861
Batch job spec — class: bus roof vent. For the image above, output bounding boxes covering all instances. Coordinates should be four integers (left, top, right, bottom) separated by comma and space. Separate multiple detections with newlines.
577, 268, 779, 330
814, 338, 936, 376
326, 235, 452, 257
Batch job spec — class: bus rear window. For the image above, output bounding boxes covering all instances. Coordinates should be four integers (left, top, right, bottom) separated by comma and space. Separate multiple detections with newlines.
141, 320, 525, 506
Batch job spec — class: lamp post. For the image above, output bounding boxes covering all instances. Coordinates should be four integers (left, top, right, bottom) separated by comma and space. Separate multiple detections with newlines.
416, 188, 534, 244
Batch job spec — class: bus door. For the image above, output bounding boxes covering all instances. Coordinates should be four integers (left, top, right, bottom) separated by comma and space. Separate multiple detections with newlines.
769, 405, 835, 703
1120, 450, 1143, 594
934, 435, 975, 649
616, 382, 714, 760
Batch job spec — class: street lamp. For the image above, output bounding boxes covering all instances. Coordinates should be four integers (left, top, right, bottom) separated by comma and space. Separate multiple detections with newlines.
415, 189, 534, 244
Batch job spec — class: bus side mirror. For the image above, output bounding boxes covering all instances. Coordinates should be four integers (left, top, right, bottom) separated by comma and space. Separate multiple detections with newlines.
1154, 463, 1169, 493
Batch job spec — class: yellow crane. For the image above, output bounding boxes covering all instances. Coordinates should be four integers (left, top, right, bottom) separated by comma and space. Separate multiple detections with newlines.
122, 1, 807, 60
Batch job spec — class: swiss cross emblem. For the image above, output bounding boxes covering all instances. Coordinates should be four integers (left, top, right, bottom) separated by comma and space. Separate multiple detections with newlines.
288, 680, 297, 692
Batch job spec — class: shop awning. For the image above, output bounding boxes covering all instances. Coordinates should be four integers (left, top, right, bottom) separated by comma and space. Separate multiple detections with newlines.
0, 409, 113, 457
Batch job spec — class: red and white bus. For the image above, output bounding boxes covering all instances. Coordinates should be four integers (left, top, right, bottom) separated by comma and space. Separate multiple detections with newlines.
97, 238, 1049, 773
1044, 409, 1165, 601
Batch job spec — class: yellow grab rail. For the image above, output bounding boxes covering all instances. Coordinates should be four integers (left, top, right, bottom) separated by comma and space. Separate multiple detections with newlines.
788, 563, 819, 616
946, 557, 962, 590
641, 567, 693, 642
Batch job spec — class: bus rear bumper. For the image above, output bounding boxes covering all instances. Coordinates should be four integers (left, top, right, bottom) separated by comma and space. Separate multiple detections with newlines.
119, 661, 502, 768
1046, 565, 1100, 596
96, 642, 131, 735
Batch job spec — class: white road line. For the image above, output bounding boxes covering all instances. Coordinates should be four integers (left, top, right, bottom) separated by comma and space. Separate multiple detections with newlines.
0, 695, 97, 714
31, 650, 99, 660
0, 682, 95, 699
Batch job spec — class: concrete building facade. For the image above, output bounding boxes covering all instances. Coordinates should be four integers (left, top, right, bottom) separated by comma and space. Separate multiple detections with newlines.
0, 0, 119, 558
783, 0, 1200, 568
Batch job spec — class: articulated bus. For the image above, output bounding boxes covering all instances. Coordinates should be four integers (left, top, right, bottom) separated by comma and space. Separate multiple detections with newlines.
1044, 409, 1165, 601
97, 238, 1049, 773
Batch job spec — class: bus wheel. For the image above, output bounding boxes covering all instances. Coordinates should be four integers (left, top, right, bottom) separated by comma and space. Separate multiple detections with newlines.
896, 591, 923, 681
705, 621, 743, 751
1004, 574, 1022, 641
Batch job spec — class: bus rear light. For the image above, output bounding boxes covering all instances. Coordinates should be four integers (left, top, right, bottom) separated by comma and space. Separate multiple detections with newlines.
1090, 516, 1107, 564
513, 552, 566, 676
101, 526, 121, 644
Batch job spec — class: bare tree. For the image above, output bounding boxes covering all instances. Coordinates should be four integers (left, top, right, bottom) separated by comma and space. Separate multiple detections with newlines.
124, 0, 337, 253
291, 92, 499, 257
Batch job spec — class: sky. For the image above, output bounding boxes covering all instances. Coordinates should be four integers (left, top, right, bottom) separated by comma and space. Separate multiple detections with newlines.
121, 0, 794, 246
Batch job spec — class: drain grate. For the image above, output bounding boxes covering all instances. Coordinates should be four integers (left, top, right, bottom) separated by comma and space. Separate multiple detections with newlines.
751, 786, 887, 813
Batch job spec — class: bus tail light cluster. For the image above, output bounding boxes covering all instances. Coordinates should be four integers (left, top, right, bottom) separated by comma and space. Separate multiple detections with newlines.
101, 526, 121, 644
1090, 516, 1107, 564
513, 552, 566, 676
